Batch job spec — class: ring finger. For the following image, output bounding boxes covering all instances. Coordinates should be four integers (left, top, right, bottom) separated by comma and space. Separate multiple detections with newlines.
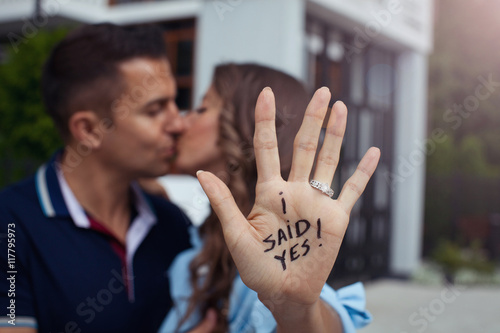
311, 101, 347, 185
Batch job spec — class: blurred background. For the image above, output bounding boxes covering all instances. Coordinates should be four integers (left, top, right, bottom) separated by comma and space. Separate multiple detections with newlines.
0, 0, 499, 332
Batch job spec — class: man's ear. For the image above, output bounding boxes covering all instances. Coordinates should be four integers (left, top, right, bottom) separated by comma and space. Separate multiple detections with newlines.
68, 111, 104, 149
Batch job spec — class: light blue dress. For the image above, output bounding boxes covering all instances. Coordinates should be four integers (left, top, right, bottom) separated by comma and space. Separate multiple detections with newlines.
159, 227, 372, 333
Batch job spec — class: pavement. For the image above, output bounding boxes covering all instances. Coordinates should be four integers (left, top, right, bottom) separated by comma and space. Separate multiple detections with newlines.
360, 279, 500, 333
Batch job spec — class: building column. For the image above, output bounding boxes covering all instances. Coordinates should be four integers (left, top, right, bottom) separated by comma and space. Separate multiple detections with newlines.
389, 50, 428, 276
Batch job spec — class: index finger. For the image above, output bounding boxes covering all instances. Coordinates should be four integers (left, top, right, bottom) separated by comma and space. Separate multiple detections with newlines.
254, 87, 281, 183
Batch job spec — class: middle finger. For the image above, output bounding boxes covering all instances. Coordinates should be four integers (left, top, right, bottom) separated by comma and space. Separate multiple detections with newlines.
288, 87, 331, 182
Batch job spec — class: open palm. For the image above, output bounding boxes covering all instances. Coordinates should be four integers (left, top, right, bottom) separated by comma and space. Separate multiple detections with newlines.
197, 87, 380, 309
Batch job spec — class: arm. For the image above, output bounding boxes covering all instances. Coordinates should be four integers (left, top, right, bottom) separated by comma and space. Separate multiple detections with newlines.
0, 209, 38, 333
197, 87, 379, 332
0, 329, 36, 333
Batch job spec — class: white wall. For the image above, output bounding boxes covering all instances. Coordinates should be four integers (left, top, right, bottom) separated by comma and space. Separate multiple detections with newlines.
0, 0, 35, 23
308, 0, 433, 54
100, 0, 201, 25
194, 0, 306, 105
0, 0, 201, 26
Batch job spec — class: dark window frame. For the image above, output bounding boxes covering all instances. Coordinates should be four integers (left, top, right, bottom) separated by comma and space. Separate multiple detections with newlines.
306, 14, 397, 286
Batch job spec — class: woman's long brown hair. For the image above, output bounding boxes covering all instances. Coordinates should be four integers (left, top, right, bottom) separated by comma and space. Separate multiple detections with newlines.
181, 63, 310, 332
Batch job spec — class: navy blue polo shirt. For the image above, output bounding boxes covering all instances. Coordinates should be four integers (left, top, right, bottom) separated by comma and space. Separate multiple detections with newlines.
0, 154, 191, 332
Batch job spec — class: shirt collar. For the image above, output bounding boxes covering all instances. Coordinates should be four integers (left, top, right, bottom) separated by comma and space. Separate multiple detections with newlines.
35, 151, 157, 229
35, 152, 70, 218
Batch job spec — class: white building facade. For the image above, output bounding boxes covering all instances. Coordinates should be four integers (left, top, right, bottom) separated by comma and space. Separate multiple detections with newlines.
0, 0, 434, 282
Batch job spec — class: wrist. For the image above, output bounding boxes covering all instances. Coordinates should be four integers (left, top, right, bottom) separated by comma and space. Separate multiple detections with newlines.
259, 295, 323, 331
259, 294, 342, 333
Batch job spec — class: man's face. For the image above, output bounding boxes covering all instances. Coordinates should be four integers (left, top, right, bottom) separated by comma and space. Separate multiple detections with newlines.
98, 57, 183, 179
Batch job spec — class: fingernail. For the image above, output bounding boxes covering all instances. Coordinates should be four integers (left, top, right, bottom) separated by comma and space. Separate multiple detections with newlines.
196, 170, 204, 176
317, 87, 331, 101
262, 87, 272, 101
333, 100, 347, 112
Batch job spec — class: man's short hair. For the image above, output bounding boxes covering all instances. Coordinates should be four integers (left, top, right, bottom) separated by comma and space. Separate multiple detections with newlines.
41, 23, 168, 141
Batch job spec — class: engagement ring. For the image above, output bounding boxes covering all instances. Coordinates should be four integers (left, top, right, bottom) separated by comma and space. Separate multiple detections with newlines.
309, 180, 334, 198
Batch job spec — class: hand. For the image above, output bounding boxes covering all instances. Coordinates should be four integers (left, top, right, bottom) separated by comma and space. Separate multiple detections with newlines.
187, 309, 217, 333
197, 87, 380, 309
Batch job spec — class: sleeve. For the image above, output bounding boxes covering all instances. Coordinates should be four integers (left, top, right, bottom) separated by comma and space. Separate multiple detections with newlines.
0, 203, 38, 329
228, 276, 275, 333
230, 282, 372, 333
319, 282, 373, 333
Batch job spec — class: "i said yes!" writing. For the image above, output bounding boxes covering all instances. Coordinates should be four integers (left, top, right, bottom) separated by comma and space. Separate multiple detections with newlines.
262, 192, 323, 271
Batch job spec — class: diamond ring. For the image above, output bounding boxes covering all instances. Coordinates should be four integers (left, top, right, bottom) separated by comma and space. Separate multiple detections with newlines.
309, 180, 334, 198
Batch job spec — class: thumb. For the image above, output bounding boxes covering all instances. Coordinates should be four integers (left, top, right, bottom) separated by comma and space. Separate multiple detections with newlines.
189, 308, 217, 333
196, 170, 248, 247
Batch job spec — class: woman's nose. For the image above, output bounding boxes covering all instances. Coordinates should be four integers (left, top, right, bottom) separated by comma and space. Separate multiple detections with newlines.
181, 110, 197, 129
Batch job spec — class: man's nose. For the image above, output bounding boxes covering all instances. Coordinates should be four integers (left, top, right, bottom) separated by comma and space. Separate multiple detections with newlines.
165, 102, 185, 134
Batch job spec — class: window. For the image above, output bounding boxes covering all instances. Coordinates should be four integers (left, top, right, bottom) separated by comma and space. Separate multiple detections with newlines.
306, 14, 397, 285
160, 18, 196, 111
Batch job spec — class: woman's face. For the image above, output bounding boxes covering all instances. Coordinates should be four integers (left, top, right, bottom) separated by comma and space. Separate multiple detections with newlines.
174, 84, 225, 176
